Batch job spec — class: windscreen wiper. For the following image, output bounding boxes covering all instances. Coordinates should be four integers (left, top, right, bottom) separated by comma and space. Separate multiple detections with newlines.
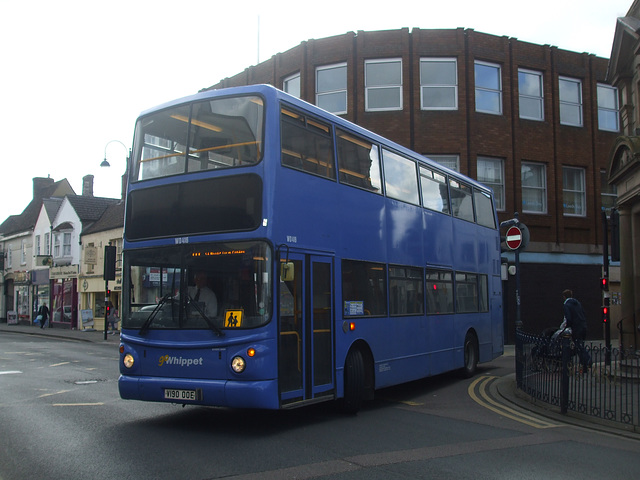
187, 295, 224, 337
139, 293, 172, 335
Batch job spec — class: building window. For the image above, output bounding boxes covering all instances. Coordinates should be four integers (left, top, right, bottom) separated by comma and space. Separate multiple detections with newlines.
559, 77, 583, 126
597, 84, 619, 132
518, 69, 544, 120
563, 166, 586, 216
522, 162, 547, 214
420, 58, 457, 110
44, 233, 50, 255
426, 154, 459, 172
63, 233, 71, 257
477, 156, 504, 211
365, 59, 402, 111
601, 169, 617, 216
54, 234, 60, 257
36, 235, 41, 256
316, 63, 347, 114
475, 61, 502, 115
20, 240, 26, 265
283, 73, 301, 98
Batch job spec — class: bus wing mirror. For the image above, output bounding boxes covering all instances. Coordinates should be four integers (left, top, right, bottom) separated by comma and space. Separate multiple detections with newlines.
281, 262, 294, 282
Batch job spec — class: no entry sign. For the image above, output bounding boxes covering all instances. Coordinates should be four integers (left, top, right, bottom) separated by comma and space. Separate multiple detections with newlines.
506, 226, 523, 250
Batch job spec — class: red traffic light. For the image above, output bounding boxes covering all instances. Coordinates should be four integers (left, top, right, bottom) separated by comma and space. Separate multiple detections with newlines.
601, 277, 609, 291
602, 306, 609, 323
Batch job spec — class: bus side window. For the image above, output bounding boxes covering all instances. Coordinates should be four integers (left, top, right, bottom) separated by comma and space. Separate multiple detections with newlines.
281, 108, 335, 180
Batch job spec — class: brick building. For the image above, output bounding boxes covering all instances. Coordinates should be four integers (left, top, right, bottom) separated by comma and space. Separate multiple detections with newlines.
208, 28, 619, 341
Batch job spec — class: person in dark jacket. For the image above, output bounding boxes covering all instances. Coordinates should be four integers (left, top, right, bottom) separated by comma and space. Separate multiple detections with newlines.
38, 303, 50, 329
562, 289, 592, 371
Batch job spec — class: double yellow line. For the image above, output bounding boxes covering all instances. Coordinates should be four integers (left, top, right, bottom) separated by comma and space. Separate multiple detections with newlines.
468, 376, 559, 429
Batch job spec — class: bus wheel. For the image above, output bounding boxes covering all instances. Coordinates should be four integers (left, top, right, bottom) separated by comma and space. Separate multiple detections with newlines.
341, 349, 365, 414
461, 332, 479, 378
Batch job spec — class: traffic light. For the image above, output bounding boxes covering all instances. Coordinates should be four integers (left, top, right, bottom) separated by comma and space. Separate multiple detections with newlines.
600, 277, 609, 291
602, 305, 609, 323
104, 245, 117, 281
106, 289, 111, 315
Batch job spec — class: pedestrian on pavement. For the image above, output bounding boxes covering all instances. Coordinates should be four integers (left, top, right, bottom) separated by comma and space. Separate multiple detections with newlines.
562, 289, 592, 371
38, 302, 50, 329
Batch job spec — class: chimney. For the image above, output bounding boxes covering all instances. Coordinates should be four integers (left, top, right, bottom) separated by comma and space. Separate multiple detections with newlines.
82, 174, 94, 197
33, 176, 55, 199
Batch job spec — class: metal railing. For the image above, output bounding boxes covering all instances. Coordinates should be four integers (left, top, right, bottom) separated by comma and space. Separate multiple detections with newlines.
516, 329, 640, 430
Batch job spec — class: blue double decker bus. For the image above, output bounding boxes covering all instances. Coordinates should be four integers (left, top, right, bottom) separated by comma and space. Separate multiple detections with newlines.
118, 84, 503, 412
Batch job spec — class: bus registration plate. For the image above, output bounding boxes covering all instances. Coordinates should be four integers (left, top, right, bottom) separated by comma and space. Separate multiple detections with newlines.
164, 388, 197, 401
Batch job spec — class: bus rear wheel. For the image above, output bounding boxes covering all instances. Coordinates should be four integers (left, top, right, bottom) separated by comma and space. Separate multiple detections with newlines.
341, 349, 365, 414
461, 332, 479, 378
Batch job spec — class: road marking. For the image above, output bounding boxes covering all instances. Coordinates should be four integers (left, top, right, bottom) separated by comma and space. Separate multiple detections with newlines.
468, 376, 560, 429
38, 390, 71, 398
52, 403, 104, 407
0, 370, 22, 375
49, 362, 70, 367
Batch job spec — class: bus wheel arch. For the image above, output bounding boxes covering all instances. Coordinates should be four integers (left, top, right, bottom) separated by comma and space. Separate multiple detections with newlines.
460, 329, 479, 378
340, 341, 374, 413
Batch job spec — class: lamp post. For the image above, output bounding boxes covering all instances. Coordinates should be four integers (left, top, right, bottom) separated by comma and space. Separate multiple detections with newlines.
101, 139, 129, 168
100, 140, 129, 339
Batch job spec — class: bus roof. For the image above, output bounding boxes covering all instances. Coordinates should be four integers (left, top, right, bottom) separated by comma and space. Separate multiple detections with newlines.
136, 84, 493, 195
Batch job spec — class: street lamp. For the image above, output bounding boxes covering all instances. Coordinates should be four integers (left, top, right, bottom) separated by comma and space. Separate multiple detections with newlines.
101, 139, 129, 168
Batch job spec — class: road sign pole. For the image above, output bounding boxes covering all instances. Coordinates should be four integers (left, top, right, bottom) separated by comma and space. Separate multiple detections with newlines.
515, 248, 522, 330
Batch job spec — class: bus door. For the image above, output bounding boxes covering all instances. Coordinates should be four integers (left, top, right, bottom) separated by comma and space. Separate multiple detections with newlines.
278, 253, 334, 406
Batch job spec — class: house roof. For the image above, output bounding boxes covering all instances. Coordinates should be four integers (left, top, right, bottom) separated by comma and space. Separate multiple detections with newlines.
81, 201, 125, 236
0, 179, 75, 236
65, 196, 120, 234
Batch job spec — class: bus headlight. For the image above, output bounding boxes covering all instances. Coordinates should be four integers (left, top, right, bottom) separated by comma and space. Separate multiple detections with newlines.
123, 353, 135, 369
231, 356, 246, 373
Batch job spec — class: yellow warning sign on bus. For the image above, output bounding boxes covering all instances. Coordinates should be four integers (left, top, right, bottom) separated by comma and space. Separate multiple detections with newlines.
224, 310, 243, 328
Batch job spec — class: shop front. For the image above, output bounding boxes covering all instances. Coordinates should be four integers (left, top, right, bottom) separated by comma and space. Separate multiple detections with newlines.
49, 265, 79, 329
79, 275, 121, 331
31, 268, 50, 326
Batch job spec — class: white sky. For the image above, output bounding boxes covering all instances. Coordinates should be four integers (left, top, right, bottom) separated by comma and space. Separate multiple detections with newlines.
0, 0, 632, 224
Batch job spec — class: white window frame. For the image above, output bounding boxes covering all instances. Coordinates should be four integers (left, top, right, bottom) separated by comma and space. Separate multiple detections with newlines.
477, 156, 505, 211
44, 232, 50, 256
420, 58, 458, 110
426, 154, 460, 172
518, 68, 544, 121
63, 232, 72, 257
283, 72, 301, 98
559, 76, 583, 127
521, 162, 547, 214
600, 169, 617, 216
54, 234, 60, 258
316, 63, 347, 115
365, 58, 403, 112
475, 61, 502, 115
562, 166, 586, 217
20, 239, 26, 265
597, 83, 619, 132
36, 235, 41, 256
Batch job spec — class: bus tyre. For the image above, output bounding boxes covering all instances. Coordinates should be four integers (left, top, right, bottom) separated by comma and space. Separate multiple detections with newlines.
461, 332, 479, 378
341, 349, 365, 414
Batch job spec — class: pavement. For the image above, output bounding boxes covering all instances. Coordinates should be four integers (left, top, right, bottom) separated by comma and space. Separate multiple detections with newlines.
1, 322, 639, 440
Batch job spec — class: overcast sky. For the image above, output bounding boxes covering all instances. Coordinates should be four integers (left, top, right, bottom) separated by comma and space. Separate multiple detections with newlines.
0, 0, 632, 224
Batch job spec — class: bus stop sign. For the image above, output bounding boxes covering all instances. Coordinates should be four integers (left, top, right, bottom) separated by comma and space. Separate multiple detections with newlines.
506, 226, 523, 250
